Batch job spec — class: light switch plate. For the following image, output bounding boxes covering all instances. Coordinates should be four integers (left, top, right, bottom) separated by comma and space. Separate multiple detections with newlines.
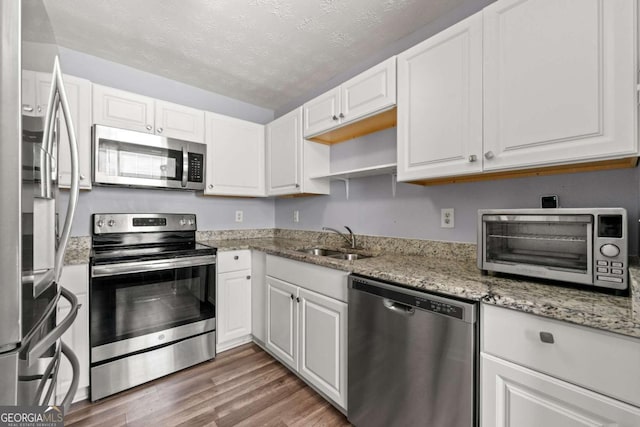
293, 210, 299, 223
235, 210, 243, 223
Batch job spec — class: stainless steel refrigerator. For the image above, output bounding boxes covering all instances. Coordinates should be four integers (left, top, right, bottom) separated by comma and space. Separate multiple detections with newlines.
0, 0, 81, 412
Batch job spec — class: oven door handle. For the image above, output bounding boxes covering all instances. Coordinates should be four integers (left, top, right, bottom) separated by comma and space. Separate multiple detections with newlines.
91, 255, 217, 278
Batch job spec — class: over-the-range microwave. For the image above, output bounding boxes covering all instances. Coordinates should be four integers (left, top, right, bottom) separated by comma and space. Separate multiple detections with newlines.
93, 125, 206, 190
477, 208, 628, 291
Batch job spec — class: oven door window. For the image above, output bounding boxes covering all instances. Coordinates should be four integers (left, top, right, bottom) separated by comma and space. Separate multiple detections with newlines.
90, 264, 215, 347
485, 219, 591, 273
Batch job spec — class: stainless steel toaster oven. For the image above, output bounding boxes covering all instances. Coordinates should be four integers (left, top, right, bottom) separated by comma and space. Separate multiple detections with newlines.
478, 208, 628, 291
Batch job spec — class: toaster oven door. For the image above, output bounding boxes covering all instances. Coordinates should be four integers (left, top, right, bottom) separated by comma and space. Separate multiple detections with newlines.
482, 214, 593, 285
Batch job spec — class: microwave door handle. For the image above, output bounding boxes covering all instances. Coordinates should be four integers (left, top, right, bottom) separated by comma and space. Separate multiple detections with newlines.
52, 56, 80, 284
182, 146, 188, 187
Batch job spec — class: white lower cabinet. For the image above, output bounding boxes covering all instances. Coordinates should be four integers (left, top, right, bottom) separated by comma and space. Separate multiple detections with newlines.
265, 255, 349, 411
481, 304, 640, 427
217, 250, 253, 352
482, 354, 640, 427
56, 264, 89, 404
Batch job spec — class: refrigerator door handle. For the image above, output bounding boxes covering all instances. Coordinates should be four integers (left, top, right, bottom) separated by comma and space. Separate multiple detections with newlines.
32, 342, 61, 406
52, 56, 80, 284
27, 287, 79, 365
60, 341, 79, 413
21, 289, 61, 350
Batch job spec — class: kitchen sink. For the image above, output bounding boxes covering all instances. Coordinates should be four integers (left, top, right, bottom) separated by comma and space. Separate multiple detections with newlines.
327, 253, 371, 261
298, 248, 343, 256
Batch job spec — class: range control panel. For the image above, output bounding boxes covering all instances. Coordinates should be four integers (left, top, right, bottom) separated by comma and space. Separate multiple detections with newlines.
93, 213, 197, 234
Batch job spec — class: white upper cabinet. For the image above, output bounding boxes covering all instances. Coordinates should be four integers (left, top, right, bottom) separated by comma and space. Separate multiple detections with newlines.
303, 57, 396, 138
204, 112, 265, 197
266, 107, 330, 196
154, 100, 205, 142
93, 84, 155, 134
341, 56, 396, 124
397, 12, 483, 181
303, 87, 341, 138
33, 72, 92, 190
93, 85, 205, 142
482, 0, 637, 171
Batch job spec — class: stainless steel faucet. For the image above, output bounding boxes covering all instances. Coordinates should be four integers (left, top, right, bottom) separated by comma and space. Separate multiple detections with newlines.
322, 226, 357, 249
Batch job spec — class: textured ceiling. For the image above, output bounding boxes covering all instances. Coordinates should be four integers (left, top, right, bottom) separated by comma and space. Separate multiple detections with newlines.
40, 0, 463, 110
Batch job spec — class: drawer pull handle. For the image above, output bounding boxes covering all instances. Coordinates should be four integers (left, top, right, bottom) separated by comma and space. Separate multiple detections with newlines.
539, 331, 555, 344
234, 255, 239, 260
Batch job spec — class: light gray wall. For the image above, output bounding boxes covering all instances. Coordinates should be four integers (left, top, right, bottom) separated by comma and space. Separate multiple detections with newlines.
57, 49, 276, 236
60, 187, 274, 237
276, 138, 640, 254
275, 0, 495, 117
58, 47, 274, 124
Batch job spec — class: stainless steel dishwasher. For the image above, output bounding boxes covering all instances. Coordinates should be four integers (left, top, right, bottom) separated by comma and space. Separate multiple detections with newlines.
348, 275, 478, 427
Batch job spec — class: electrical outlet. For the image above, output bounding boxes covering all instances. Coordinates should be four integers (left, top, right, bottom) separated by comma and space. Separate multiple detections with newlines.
235, 210, 243, 223
293, 210, 299, 223
441, 208, 454, 228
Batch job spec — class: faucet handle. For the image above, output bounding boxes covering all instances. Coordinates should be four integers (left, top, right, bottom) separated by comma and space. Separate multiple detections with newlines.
344, 225, 353, 234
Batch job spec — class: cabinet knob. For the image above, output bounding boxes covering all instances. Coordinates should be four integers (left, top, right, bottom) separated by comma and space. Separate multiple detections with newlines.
339, 113, 344, 119
290, 294, 294, 300
539, 331, 555, 344
295, 183, 300, 188
234, 255, 239, 260
296, 296, 300, 303
484, 151, 495, 160
80, 174, 86, 180
37, 105, 42, 113
146, 125, 153, 131
157, 127, 163, 134
332, 115, 338, 121
23, 105, 34, 112
468, 155, 477, 163
208, 184, 213, 189
246, 275, 251, 280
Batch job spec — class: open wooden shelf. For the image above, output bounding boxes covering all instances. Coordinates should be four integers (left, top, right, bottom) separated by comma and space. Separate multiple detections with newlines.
310, 163, 397, 181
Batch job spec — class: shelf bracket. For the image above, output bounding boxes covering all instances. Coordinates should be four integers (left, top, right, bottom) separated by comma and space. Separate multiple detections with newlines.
336, 178, 350, 200
391, 173, 397, 198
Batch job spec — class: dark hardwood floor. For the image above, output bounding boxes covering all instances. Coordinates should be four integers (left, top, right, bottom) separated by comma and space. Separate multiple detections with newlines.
66, 343, 351, 426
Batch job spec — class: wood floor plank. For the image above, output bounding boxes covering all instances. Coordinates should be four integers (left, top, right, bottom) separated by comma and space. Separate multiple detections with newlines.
66, 343, 350, 427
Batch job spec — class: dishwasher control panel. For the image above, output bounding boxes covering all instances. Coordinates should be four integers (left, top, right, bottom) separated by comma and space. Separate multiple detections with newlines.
351, 276, 473, 321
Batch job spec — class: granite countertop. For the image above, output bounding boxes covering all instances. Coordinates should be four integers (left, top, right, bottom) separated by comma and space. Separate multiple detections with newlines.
201, 237, 640, 340
64, 234, 640, 339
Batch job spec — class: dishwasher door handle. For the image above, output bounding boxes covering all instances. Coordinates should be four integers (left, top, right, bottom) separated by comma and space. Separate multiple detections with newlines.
382, 298, 415, 316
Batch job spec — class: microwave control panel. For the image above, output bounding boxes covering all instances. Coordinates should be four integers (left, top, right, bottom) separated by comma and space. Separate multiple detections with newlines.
188, 153, 204, 183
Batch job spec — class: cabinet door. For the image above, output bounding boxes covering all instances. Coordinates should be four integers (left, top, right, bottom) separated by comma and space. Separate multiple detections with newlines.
92, 84, 155, 134
266, 276, 298, 370
36, 73, 92, 190
204, 112, 265, 197
481, 353, 640, 427
298, 288, 347, 409
154, 100, 205, 143
217, 270, 252, 351
341, 57, 396, 125
303, 87, 341, 137
56, 265, 89, 404
266, 108, 301, 196
483, 0, 637, 171
397, 13, 483, 181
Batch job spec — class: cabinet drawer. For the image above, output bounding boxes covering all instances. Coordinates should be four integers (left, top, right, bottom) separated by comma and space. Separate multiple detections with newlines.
482, 304, 640, 407
217, 250, 251, 273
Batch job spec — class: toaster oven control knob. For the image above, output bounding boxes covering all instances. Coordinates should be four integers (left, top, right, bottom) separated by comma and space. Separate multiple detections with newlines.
108, 219, 115, 227
600, 244, 620, 258
188, 219, 195, 226
180, 218, 187, 226
97, 219, 104, 228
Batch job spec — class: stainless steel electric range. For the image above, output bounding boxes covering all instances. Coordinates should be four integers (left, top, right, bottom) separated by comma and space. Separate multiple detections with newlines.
89, 213, 216, 401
